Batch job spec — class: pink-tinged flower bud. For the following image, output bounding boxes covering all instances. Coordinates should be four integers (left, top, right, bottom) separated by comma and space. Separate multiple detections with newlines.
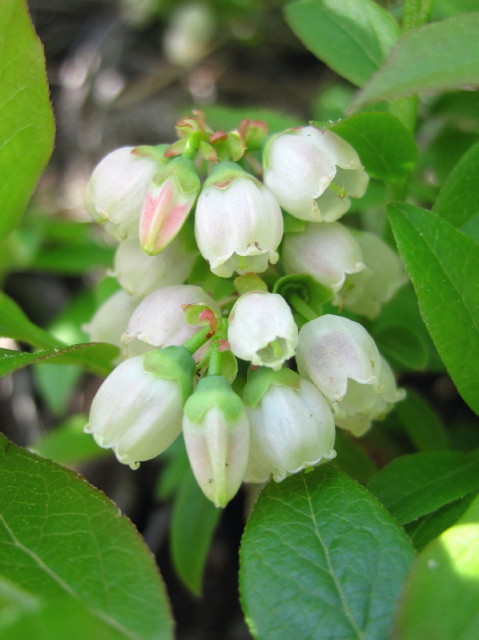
85, 147, 161, 240
227, 292, 298, 370
122, 284, 219, 357
263, 126, 369, 222
243, 368, 336, 482
182, 376, 250, 507
83, 289, 140, 347
139, 156, 200, 255
296, 315, 404, 436
111, 236, 193, 297
85, 347, 195, 468
282, 222, 365, 292
194, 162, 283, 278
336, 231, 408, 319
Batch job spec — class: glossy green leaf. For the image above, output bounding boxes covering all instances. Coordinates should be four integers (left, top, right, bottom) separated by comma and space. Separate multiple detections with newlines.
284, 0, 399, 87
240, 466, 414, 640
170, 466, 220, 596
406, 492, 477, 551
353, 14, 479, 108
0, 0, 55, 240
367, 451, 479, 525
332, 429, 378, 484
331, 112, 417, 186
33, 364, 82, 415
395, 389, 449, 452
394, 494, 479, 640
0, 433, 173, 639
388, 203, 479, 415
0, 291, 62, 350
0, 342, 118, 378
433, 141, 479, 230
30, 414, 109, 466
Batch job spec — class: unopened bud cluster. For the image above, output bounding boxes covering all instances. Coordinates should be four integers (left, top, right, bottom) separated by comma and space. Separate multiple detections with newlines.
84, 112, 406, 507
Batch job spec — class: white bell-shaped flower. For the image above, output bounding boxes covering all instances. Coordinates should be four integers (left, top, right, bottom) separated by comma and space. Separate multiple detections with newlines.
296, 314, 404, 436
227, 292, 298, 370
244, 368, 336, 482
336, 231, 408, 319
282, 222, 365, 292
122, 284, 219, 357
183, 376, 250, 507
111, 236, 193, 297
194, 162, 283, 278
263, 126, 368, 222
83, 289, 140, 347
85, 147, 159, 240
85, 347, 195, 468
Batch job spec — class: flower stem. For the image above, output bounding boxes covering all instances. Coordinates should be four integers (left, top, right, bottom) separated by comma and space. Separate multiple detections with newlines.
208, 342, 223, 376
288, 294, 318, 322
182, 325, 212, 355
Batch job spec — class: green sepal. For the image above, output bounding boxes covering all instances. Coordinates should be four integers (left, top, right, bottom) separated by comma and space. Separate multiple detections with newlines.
183, 375, 244, 423
143, 346, 195, 404
153, 155, 201, 195
133, 144, 170, 164
211, 131, 245, 162
273, 274, 333, 322
234, 274, 268, 296
183, 304, 218, 327
203, 161, 250, 189
243, 367, 301, 408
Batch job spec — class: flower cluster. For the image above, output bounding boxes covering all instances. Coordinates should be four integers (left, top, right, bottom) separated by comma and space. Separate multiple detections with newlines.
84, 112, 406, 507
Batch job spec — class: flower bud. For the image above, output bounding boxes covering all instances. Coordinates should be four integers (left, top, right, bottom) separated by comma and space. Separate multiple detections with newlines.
112, 236, 193, 297
139, 156, 200, 255
122, 284, 219, 357
296, 314, 404, 435
182, 376, 250, 507
85, 347, 195, 468
83, 289, 140, 347
194, 162, 283, 278
85, 147, 161, 240
264, 126, 368, 222
282, 222, 365, 292
336, 231, 407, 319
243, 368, 336, 482
227, 292, 298, 370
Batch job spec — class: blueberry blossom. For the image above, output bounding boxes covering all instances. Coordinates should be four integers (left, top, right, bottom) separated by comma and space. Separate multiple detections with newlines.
227, 291, 298, 370
243, 367, 336, 482
85, 347, 195, 468
194, 162, 283, 277
263, 126, 368, 222
122, 284, 219, 357
139, 156, 200, 254
336, 231, 408, 319
112, 236, 193, 297
282, 221, 365, 292
296, 314, 404, 436
85, 146, 162, 240
83, 289, 140, 348
182, 376, 250, 507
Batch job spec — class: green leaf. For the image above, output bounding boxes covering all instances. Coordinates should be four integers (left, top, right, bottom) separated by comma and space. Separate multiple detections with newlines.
433, 141, 479, 229
395, 389, 449, 452
331, 112, 417, 187
332, 429, 378, 484
0, 433, 173, 639
406, 492, 477, 551
388, 203, 479, 415
373, 326, 428, 371
33, 364, 82, 415
0, 342, 118, 378
240, 466, 414, 640
170, 466, 220, 596
284, 0, 399, 87
367, 451, 479, 525
394, 493, 479, 640
0, 291, 63, 350
0, 0, 55, 241
30, 414, 109, 466
353, 14, 479, 108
